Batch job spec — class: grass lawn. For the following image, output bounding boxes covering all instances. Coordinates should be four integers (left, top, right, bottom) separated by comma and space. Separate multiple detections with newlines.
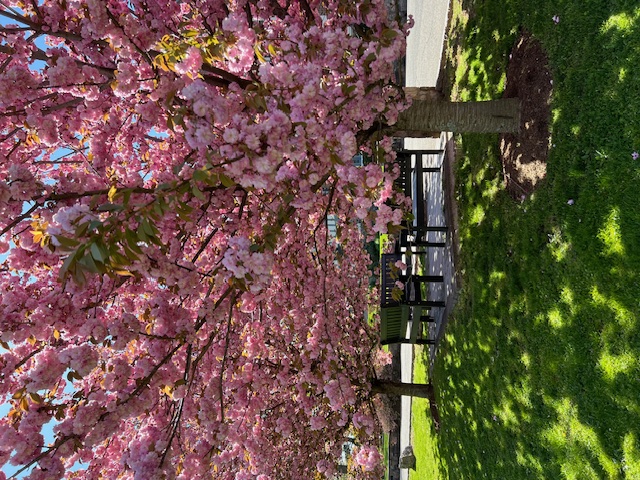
411, 0, 640, 479
411, 345, 444, 478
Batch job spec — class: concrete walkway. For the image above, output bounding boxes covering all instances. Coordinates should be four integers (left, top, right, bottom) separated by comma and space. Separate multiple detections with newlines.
400, 2, 452, 480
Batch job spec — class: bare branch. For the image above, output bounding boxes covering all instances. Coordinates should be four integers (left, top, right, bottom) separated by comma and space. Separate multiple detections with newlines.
0, 202, 39, 238
0, 8, 37, 28
191, 227, 219, 264
117, 343, 182, 405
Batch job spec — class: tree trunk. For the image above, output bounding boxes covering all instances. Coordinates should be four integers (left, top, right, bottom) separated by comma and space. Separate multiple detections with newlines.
371, 379, 441, 431
392, 91, 521, 134
371, 379, 434, 398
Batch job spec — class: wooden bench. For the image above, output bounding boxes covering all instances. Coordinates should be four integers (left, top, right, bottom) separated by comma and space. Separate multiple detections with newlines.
380, 253, 437, 345
380, 305, 436, 345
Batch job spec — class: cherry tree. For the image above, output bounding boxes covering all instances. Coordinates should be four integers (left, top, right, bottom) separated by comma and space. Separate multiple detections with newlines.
0, 0, 420, 478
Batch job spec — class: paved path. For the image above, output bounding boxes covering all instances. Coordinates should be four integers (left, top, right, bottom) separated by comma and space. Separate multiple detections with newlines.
400, 1, 451, 479
405, 0, 451, 87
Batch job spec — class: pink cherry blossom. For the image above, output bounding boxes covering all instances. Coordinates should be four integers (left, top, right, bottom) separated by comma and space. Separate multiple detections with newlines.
353, 445, 384, 472
0, 1, 413, 478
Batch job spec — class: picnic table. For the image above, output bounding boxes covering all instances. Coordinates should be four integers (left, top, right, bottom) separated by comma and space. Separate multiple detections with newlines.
378, 150, 449, 346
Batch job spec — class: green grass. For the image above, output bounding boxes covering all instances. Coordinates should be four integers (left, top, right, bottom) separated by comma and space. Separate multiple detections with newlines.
383, 433, 389, 480
411, 346, 443, 479
412, 1, 640, 479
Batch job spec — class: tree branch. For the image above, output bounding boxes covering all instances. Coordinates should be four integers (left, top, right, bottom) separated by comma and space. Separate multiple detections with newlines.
0, 202, 39, 238
217, 298, 235, 422
117, 343, 183, 406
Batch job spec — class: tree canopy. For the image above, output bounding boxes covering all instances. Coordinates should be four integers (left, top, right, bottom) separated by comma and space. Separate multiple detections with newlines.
0, 0, 414, 478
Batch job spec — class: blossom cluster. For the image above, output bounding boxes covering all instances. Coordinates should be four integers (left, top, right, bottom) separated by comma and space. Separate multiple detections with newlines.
222, 236, 274, 293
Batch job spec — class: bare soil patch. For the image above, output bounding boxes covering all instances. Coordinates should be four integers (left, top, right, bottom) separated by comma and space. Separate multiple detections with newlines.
500, 30, 553, 199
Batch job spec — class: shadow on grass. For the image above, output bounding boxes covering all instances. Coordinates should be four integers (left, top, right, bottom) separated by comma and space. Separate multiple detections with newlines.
416, 1, 640, 479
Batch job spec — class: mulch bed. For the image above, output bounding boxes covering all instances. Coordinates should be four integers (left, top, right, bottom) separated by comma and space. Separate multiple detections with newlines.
500, 30, 554, 199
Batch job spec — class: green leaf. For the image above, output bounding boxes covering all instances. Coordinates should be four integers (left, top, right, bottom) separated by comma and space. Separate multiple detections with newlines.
205, 172, 220, 186
96, 203, 124, 212
219, 174, 235, 188
164, 89, 177, 108
173, 113, 185, 128
177, 182, 191, 195
59, 250, 80, 280
122, 244, 139, 262
54, 235, 81, 249
129, 241, 145, 255
137, 227, 150, 243
140, 218, 156, 238
178, 202, 194, 214
382, 28, 398, 41
74, 221, 90, 237
125, 234, 144, 255
254, 95, 267, 112
192, 169, 209, 182
264, 233, 277, 251
110, 251, 131, 267
153, 199, 167, 217
122, 189, 132, 207
192, 185, 206, 200
172, 161, 185, 175
330, 153, 343, 165
79, 253, 101, 274
90, 242, 109, 263
342, 83, 357, 96
88, 220, 103, 231
73, 265, 87, 286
